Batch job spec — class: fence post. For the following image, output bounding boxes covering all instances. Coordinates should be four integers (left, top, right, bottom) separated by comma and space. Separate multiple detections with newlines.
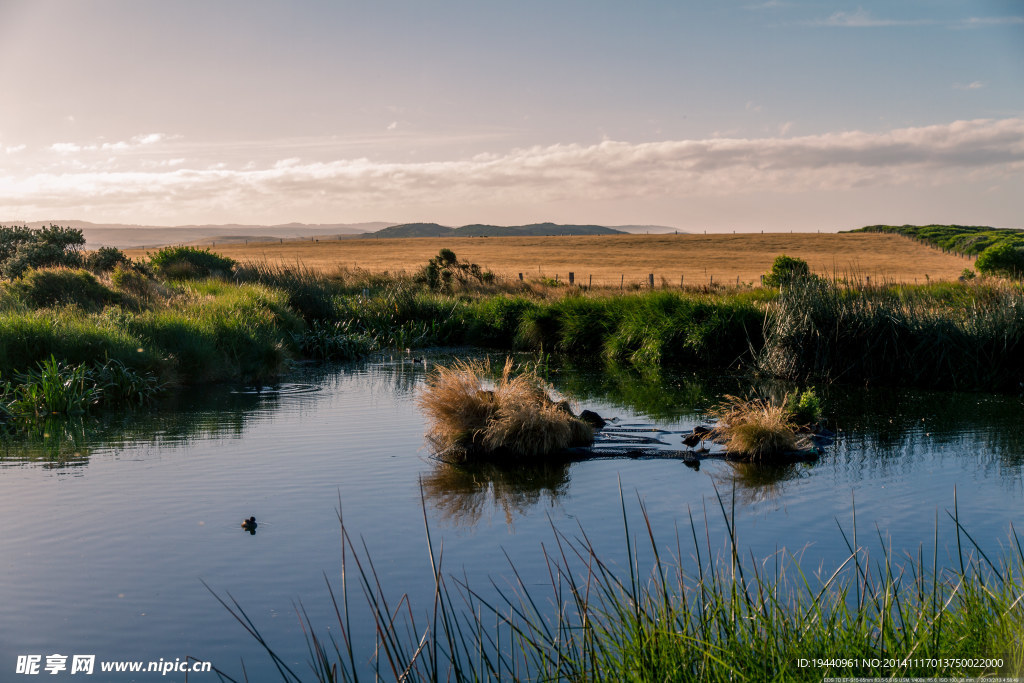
518, 272, 523, 281
569, 272, 574, 285
588, 274, 592, 289
620, 274, 624, 290
648, 273, 654, 288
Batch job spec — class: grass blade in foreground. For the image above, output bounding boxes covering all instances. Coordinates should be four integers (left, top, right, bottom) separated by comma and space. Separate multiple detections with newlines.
217, 491, 1024, 681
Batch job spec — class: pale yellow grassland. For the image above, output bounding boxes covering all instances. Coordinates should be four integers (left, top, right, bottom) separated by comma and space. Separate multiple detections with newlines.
123, 233, 973, 285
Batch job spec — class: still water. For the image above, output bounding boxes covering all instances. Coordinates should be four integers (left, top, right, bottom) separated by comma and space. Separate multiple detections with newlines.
1, 354, 1022, 680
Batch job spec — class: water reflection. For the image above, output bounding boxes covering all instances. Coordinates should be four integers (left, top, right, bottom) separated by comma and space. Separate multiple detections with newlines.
713, 461, 812, 504
553, 360, 719, 420
421, 461, 570, 527
0, 374, 326, 467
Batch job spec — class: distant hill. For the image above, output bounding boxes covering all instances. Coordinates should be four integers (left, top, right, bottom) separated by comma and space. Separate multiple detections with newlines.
611, 224, 684, 235
368, 222, 626, 239
2, 220, 395, 248
369, 223, 455, 238
1, 218, 677, 248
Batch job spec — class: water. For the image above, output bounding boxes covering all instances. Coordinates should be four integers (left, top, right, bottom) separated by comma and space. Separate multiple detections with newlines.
1, 354, 1022, 680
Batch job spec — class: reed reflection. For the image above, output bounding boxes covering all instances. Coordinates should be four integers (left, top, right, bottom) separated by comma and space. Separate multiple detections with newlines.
421, 460, 571, 527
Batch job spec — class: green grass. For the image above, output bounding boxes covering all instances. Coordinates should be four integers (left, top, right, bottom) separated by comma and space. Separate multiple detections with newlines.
1, 253, 1022, 397
1, 355, 161, 417
758, 276, 1024, 391
851, 224, 1024, 256
212, 491, 1024, 681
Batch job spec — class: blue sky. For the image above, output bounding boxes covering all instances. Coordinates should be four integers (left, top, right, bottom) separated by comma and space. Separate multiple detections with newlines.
0, 0, 1021, 230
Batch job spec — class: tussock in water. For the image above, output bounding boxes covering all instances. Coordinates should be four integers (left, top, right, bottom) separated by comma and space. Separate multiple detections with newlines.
417, 358, 592, 462
709, 393, 812, 460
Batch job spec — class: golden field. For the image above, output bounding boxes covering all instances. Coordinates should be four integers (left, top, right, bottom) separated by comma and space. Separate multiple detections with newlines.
124, 232, 972, 286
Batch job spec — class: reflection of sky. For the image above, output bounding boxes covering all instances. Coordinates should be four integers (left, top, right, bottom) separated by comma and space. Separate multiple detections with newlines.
0, 359, 1021, 678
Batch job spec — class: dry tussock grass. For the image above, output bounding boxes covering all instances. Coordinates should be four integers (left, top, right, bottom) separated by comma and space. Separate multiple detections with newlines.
417, 358, 592, 461
709, 394, 811, 460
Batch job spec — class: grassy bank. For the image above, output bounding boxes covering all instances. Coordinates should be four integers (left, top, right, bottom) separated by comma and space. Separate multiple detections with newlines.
2, 260, 1023, 404
1, 231, 1023, 418
215, 494, 1024, 681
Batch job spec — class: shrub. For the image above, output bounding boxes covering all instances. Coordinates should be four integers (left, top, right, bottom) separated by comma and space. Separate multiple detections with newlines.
85, 246, 131, 273
785, 387, 822, 426
110, 264, 151, 297
148, 246, 236, 279
763, 254, 811, 287
416, 249, 494, 292
11, 268, 119, 310
975, 242, 1024, 279
0, 224, 86, 279
959, 268, 976, 282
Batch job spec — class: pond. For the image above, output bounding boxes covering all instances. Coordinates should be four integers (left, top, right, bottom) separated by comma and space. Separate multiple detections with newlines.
1, 353, 1022, 680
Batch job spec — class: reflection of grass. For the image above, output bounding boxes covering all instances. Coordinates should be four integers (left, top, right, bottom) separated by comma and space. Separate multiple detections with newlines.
554, 360, 717, 421
0, 385, 278, 467
420, 461, 570, 527
713, 460, 806, 503
217, 493, 1024, 681
0, 416, 91, 462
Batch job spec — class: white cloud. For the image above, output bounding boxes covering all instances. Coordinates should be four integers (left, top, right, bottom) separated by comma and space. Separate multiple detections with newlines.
6, 118, 1023, 220
814, 8, 934, 27
133, 133, 166, 145
3, 144, 26, 154
810, 9, 1024, 29
387, 121, 398, 131
954, 81, 985, 90
959, 16, 1024, 28
51, 133, 173, 155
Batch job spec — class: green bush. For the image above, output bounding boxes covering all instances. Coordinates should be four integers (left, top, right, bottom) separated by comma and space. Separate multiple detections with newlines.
148, 246, 236, 279
975, 242, 1024, 279
85, 246, 131, 273
0, 224, 86, 279
763, 254, 811, 287
110, 264, 151, 297
416, 249, 494, 292
11, 268, 119, 310
785, 388, 822, 426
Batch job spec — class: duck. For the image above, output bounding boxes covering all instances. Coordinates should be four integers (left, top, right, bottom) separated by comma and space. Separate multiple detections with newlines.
241, 516, 257, 531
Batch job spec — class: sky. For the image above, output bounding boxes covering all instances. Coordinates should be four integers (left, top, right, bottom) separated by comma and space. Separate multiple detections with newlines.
0, 0, 1021, 231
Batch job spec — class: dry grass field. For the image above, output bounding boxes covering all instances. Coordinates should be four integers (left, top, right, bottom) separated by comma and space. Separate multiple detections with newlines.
124, 233, 972, 286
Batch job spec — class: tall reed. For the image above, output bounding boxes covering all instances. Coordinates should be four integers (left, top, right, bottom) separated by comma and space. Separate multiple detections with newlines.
759, 277, 1024, 391
214, 490, 1024, 681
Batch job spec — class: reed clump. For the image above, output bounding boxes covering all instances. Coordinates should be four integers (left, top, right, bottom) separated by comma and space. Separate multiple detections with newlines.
417, 358, 592, 461
759, 276, 1024, 391
709, 393, 812, 459
215, 493, 1024, 682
